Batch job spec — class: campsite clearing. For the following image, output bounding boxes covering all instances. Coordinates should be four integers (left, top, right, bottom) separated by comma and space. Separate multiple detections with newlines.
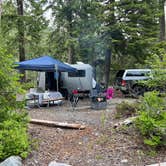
23, 98, 166, 166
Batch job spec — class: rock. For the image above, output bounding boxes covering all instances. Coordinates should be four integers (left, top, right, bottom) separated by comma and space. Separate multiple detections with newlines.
121, 159, 128, 163
114, 116, 137, 128
94, 132, 100, 137
48, 161, 72, 166
82, 136, 89, 143
56, 128, 63, 133
0, 156, 22, 166
146, 162, 166, 166
123, 117, 137, 125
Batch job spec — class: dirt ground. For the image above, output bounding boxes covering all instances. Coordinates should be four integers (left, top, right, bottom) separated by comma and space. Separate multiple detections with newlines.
23, 98, 166, 166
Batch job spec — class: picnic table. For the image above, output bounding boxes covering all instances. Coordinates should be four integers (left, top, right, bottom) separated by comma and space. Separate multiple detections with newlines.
26, 91, 64, 107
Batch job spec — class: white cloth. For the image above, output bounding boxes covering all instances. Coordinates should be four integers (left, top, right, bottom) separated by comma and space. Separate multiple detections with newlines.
43, 91, 50, 99
92, 78, 97, 88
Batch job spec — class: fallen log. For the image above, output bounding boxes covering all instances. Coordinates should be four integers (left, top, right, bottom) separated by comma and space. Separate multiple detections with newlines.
30, 119, 86, 130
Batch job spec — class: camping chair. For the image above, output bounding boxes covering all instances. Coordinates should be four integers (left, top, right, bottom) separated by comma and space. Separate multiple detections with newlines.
69, 90, 80, 109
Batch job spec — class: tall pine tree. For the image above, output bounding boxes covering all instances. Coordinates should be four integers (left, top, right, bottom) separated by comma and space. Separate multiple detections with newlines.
98, 0, 160, 86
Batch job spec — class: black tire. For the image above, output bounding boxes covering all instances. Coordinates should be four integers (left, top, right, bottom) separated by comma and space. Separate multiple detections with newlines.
132, 85, 145, 98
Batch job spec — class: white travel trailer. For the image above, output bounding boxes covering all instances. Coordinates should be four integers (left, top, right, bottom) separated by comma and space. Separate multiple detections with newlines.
38, 62, 95, 98
61, 62, 95, 95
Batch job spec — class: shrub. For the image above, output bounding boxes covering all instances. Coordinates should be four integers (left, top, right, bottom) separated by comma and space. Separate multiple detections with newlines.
0, 46, 30, 160
136, 91, 166, 148
21, 82, 34, 91
115, 101, 138, 118
0, 119, 30, 159
144, 52, 166, 92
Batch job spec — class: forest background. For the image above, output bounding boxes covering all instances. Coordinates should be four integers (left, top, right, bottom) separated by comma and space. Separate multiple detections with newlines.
1, 0, 166, 87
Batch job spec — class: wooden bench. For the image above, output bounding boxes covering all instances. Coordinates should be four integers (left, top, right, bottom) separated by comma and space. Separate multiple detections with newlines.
42, 97, 65, 107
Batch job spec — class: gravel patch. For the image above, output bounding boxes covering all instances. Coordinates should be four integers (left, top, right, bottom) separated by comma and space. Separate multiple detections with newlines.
23, 98, 166, 166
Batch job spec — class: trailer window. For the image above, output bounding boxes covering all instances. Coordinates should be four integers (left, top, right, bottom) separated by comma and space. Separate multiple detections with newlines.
68, 70, 86, 77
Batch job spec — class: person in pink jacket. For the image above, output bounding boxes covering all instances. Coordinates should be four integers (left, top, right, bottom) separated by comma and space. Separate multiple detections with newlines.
106, 87, 114, 99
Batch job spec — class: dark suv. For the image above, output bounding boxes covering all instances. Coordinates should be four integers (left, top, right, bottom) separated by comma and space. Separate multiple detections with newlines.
115, 69, 151, 97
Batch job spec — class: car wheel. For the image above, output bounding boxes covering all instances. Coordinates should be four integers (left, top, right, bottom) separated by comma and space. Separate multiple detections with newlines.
132, 85, 145, 98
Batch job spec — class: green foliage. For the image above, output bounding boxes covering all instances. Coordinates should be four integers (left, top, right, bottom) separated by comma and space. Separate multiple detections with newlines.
0, 44, 30, 159
115, 101, 138, 119
1, 0, 48, 57
144, 48, 166, 91
0, 48, 24, 110
21, 82, 34, 91
48, 0, 104, 63
0, 119, 30, 159
136, 91, 166, 148
95, 154, 103, 160
100, 0, 160, 70
96, 134, 110, 146
1, 0, 163, 83
100, 111, 107, 129
146, 150, 157, 157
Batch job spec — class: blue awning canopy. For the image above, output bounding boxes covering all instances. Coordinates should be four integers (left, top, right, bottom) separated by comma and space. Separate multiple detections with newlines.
15, 56, 76, 72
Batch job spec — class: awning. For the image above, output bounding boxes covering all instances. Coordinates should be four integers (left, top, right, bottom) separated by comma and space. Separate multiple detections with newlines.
15, 56, 76, 72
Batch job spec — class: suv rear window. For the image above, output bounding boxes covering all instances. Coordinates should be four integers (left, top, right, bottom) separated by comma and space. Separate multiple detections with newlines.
116, 70, 125, 77
126, 71, 150, 77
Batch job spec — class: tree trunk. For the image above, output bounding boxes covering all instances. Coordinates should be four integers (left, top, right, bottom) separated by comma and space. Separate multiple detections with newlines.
17, 0, 25, 82
160, 14, 165, 41
0, 0, 2, 19
159, 0, 166, 41
67, 0, 74, 64
68, 44, 74, 64
104, 48, 111, 88
0, 0, 2, 32
104, 0, 115, 88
